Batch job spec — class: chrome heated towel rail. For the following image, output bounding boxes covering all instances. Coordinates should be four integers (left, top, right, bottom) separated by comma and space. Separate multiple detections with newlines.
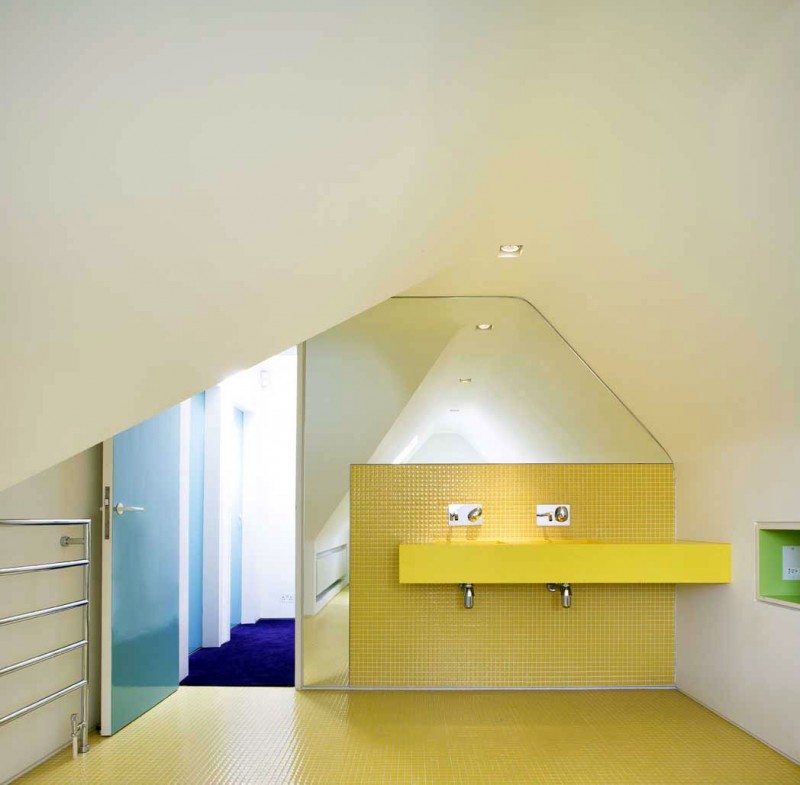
0, 519, 91, 755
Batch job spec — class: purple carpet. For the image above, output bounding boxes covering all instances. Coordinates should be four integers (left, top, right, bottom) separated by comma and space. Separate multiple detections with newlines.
180, 619, 295, 687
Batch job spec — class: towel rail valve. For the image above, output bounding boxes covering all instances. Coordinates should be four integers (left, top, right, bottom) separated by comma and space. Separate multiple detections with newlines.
71, 714, 80, 759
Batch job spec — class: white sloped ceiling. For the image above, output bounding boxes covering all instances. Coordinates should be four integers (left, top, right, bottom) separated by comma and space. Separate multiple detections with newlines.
0, 0, 500, 490
3, 2, 798, 492
409, 2, 800, 462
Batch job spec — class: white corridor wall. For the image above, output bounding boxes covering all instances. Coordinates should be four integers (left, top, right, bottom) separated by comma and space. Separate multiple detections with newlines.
201, 349, 298, 650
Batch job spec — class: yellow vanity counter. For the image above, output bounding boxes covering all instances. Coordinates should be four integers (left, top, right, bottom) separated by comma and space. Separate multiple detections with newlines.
398, 539, 731, 584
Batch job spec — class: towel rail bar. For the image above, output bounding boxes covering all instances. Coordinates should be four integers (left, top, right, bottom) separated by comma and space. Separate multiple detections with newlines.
0, 641, 88, 678
0, 519, 90, 527
0, 559, 88, 576
0, 680, 87, 729
0, 600, 88, 627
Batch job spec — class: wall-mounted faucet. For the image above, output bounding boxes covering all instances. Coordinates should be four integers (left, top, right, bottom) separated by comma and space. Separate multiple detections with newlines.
536, 504, 570, 527
460, 583, 475, 609
547, 583, 572, 608
449, 504, 483, 526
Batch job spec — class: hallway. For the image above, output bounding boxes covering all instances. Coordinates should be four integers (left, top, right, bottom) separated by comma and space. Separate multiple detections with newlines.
19, 688, 800, 784
180, 620, 294, 687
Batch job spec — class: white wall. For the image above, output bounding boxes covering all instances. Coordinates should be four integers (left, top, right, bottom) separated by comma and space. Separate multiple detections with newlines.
218, 370, 263, 629
675, 438, 800, 763
257, 351, 298, 620
190, 349, 300, 649
202, 386, 228, 648
203, 373, 267, 646
0, 447, 101, 784
209, 351, 297, 634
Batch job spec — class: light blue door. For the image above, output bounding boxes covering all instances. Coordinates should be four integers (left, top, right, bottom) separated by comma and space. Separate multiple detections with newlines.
102, 405, 181, 735
230, 408, 244, 628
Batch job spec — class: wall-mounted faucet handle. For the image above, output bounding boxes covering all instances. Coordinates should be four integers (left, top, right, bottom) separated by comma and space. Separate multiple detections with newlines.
467, 506, 483, 523
537, 512, 554, 522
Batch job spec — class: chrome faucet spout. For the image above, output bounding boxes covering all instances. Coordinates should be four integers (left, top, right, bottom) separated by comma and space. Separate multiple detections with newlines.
460, 583, 474, 609
546, 582, 572, 609
561, 583, 571, 608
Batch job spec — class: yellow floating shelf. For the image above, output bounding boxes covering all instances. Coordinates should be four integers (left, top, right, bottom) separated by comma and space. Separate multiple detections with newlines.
398, 540, 731, 584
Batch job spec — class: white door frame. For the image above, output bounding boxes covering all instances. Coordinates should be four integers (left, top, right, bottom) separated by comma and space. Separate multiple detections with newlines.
178, 401, 191, 681
99, 441, 113, 735
201, 385, 230, 649
294, 343, 306, 689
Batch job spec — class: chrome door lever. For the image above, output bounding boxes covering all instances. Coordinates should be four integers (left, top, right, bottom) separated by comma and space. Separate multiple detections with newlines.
114, 503, 145, 516
60, 536, 86, 546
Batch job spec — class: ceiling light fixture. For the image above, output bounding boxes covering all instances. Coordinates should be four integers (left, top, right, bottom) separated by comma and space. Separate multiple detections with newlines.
449, 408, 460, 413
498, 244, 523, 258
459, 378, 472, 384
476, 323, 493, 331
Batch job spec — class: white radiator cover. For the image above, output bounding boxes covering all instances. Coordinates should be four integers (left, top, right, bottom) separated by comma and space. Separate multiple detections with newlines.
315, 545, 347, 600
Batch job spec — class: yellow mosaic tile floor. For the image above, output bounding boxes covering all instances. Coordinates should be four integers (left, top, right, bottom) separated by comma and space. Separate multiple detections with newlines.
19, 688, 799, 784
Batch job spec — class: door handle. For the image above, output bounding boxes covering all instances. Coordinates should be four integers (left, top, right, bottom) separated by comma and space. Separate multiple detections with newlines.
103, 485, 111, 539
114, 503, 145, 516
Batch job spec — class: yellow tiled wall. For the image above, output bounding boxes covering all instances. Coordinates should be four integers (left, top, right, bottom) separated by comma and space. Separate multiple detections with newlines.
350, 464, 675, 687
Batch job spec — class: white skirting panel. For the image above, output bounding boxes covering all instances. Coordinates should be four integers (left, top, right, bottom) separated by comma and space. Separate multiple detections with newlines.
315, 545, 347, 601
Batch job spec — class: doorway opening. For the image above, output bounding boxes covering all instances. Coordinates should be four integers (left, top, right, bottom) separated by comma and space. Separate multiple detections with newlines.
179, 348, 298, 687
100, 347, 298, 734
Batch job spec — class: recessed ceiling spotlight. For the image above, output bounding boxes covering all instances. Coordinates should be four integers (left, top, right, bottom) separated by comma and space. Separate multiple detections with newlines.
476, 323, 493, 331
459, 378, 472, 384
498, 244, 523, 258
